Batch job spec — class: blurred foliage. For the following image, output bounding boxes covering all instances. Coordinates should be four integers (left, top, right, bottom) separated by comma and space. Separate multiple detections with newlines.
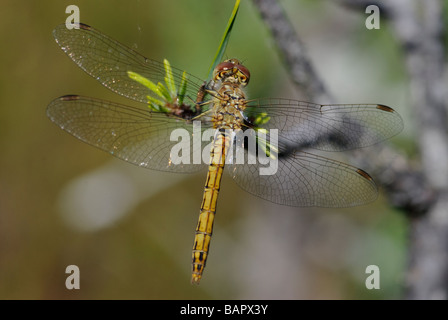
0, 0, 410, 299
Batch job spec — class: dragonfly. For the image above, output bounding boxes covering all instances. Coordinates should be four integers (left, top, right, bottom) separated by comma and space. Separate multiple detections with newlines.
47, 23, 403, 284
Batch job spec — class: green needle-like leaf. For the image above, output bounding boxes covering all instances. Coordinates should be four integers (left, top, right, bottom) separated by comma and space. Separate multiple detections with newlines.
207, 0, 240, 80
163, 59, 177, 98
146, 95, 165, 112
256, 129, 278, 160
128, 71, 165, 99
157, 82, 172, 101
253, 112, 271, 125
178, 71, 188, 106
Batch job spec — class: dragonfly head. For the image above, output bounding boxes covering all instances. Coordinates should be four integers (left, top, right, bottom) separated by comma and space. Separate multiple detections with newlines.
213, 59, 250, 87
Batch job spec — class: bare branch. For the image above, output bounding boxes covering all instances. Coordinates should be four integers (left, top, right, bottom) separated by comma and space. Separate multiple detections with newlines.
251, 0, 332, 103
383, 0, 448, 300
251, 0, 418, 210
252, 0, 448, 299
339, 0, 448, 300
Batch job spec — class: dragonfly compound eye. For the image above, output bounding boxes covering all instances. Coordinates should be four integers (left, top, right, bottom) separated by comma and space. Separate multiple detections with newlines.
237, 65, 250, 83
214, 61, 236, 80
239, 74, 248, 85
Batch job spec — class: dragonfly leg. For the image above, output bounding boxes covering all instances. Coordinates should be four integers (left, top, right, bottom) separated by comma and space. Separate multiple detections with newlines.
194, 82, 208, 114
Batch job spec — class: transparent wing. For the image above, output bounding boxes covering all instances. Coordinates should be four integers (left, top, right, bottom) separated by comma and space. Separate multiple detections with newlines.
245, 99, 403, 151
227, 142, 377, 207
53, 23, 206, 105
47, 95, 212, 173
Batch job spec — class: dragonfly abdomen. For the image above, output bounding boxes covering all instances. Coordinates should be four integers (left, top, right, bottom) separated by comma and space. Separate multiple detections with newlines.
191, 130, 231, 284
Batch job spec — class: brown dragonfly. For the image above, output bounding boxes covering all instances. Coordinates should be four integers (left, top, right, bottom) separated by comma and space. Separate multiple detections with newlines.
47, 23, 403, 284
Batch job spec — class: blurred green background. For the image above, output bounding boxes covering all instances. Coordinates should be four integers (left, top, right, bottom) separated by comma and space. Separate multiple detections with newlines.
0, 0, 410, 299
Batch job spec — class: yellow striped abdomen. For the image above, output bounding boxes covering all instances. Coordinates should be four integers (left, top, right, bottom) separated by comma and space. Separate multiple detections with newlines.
191, 130, 231, 284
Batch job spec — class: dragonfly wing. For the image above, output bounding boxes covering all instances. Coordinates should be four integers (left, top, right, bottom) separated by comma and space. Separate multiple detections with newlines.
53, 23, 206, 106
47, 95, 211, 173
227, 141, 377, 207
245, 99, 403, 152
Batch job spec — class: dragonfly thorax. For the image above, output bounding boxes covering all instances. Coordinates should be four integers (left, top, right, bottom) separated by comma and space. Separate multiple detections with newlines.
208, 60, 250, 130
212, 82, 247, 130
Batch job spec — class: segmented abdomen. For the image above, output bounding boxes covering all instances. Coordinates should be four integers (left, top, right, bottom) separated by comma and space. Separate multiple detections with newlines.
191, 129, 231, 284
